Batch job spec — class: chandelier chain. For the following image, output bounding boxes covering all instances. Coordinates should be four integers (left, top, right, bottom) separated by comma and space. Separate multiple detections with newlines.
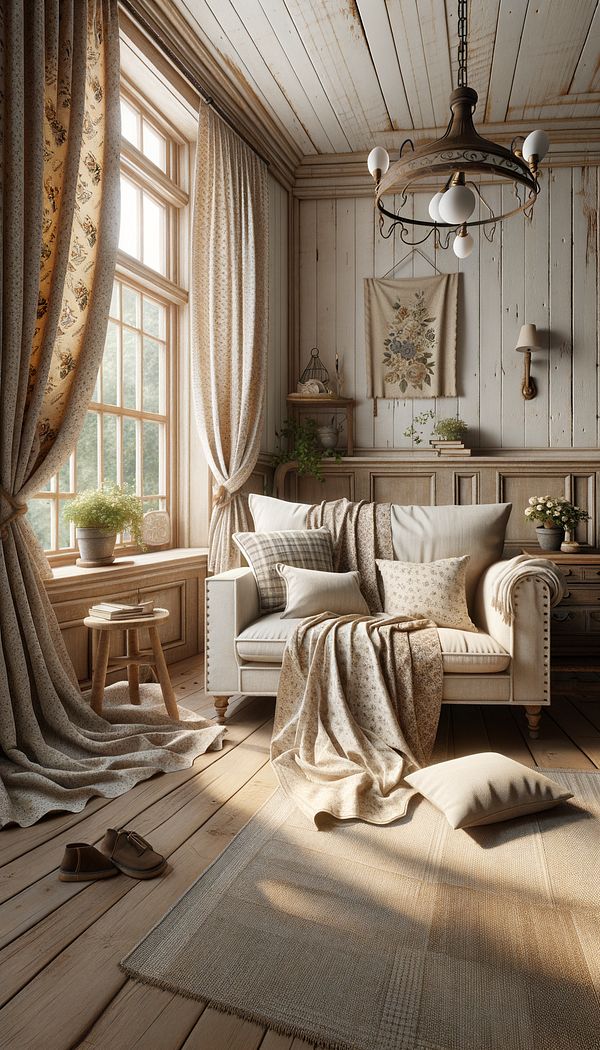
457, 0, 468, 87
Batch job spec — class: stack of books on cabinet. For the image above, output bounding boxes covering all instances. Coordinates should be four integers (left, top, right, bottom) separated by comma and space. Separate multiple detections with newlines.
429, 440, 471, 457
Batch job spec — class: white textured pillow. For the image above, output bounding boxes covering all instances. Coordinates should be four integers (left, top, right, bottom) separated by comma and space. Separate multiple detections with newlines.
406, 753, 573, 829
249, 494, 311, 533
376, 555, 477, 631
276, 564, 370, 619
390, 503, 512, 610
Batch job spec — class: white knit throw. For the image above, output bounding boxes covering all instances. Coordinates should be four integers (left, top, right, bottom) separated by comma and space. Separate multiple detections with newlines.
491, 555, 566, 624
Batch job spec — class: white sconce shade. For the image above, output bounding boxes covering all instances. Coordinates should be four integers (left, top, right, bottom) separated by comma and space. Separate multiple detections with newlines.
438, 183, 476, 224
367, 147, 390, 179
515, 323, 543, 351
428, 192, 444, 222
453, 229, 474, 258
522, 130, 549, 164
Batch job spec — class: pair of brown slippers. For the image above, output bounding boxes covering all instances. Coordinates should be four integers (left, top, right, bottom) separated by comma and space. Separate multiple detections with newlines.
59, 828, 166, 882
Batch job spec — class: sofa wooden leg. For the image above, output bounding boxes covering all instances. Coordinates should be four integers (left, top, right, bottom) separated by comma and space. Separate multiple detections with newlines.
214, 696, 229, 725
525, 705, 542, 739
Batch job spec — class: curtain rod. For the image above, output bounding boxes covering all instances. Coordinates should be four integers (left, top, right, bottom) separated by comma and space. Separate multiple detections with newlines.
118, 0, 270, 167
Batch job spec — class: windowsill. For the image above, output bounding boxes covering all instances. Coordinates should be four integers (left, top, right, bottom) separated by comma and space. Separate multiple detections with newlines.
44, 547, 209, 593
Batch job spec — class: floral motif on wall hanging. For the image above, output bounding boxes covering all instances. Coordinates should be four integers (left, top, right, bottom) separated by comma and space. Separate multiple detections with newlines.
364, 273, 459, 410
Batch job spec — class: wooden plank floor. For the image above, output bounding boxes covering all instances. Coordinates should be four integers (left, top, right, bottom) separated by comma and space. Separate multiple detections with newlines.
1, 657, 599, 1050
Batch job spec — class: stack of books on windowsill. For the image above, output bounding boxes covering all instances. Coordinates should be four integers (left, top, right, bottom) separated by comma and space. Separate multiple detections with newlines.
89, 600, 155, 620
429, 440, 471, 457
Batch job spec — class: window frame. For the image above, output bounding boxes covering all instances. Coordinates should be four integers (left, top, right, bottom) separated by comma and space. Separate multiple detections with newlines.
32, 79, 190, 566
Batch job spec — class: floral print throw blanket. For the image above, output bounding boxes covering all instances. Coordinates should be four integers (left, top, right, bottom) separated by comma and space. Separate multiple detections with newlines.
270, 500, 443, 826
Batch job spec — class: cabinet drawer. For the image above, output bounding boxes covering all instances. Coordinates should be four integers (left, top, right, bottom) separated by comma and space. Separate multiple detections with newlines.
551, 608, 586, 634
559, 566, 587, 583
587, 610, 600, 634
561, 586, 600, 605
582, 567, 600, 582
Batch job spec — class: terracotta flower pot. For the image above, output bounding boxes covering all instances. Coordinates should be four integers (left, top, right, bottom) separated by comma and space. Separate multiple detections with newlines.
535, 526, 564, 552
76, 527, 117, 566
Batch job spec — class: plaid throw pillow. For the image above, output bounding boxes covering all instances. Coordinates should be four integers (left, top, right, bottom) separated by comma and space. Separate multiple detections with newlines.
233, 528, 334, 612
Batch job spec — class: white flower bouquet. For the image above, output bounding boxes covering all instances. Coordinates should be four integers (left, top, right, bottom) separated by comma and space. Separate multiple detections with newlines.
524, 495, 589, 531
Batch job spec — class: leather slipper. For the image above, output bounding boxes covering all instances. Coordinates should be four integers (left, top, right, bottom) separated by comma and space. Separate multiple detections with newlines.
59, 843, 119, 882
99, 828, 167, 879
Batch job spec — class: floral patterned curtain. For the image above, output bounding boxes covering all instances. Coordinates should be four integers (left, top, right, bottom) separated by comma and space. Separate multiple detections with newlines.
0, 1, 223, 829
190, 104, 269, 574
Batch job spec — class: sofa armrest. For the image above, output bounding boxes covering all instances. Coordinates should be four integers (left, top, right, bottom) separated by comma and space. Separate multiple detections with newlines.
205, 567, 260, 695
475, 561, 551, 704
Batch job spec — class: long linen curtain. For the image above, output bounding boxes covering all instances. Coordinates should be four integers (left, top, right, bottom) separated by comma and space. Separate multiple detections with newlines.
191, 104, 269, 574
0, 0, 223, 829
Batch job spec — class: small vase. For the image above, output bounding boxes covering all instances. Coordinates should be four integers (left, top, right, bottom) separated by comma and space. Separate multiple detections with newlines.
535, 526, 565, 552
317, 425, 339, 450
76, 527, 117, 566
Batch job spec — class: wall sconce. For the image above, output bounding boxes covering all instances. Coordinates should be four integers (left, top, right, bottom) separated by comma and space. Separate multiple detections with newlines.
515, 324, 543, 400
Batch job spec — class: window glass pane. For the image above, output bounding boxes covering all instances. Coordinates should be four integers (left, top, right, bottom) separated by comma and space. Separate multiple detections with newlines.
122, 329, 138, 410
120, 98, 140, 148
58, 499, 72, 549
123, 417, 137, 490
59, 458, 71, 492
143, 337, 161, 413
103, 414, 118, 485
142, 120, 167, 171
119, 179, 140, 258
76, 411, 98, 491
142, 194, 165, 274
102, 322, 119, 405
142, 297, 165, 339
142, 420, 161, 495
122, 284, 140, 327
28, 499, 52, 551
143, 497, 160, 512
109, 282, 120, 319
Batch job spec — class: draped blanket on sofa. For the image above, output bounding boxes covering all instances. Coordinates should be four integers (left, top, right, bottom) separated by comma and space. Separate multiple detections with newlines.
271, 500, 443, 826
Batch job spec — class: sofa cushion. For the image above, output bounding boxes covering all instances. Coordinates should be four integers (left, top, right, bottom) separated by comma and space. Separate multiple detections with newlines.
235, 614, 510, 672
390, 503, 512, 610
249, 493, 311, 532
376, 556, 478, 631
233, 527, 333, 612
276, 564, 370, 618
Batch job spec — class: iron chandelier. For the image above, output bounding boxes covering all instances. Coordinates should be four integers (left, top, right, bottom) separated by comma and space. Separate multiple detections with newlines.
367, 0, 549, 258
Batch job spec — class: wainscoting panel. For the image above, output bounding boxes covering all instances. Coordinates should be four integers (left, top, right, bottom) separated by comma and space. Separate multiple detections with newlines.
369, 472, 436, 506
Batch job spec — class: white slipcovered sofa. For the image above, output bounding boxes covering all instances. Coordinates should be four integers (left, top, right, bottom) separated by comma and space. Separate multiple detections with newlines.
205, 498, 552, 738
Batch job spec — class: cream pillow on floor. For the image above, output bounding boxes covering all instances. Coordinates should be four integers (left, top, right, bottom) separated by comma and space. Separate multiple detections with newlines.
406, 752, 573, 829
376, 555, 477, 631
276, 564, 370, 619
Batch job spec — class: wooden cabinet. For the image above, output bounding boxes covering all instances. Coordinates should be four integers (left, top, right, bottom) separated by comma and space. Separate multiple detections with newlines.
45, 549, 208, 688
523, 548, 600, 670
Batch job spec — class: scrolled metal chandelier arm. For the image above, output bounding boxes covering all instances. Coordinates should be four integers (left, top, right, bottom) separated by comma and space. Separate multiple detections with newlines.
367, 0, 548, 257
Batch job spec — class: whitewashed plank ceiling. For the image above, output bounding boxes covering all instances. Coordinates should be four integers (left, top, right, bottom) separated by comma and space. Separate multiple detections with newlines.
172, 0, 600, 157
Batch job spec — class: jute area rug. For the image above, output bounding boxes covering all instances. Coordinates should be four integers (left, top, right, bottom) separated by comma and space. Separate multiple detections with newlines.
122, 769, 600, 1050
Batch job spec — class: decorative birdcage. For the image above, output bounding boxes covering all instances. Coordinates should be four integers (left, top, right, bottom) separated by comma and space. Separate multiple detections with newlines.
299, 347, 330, 391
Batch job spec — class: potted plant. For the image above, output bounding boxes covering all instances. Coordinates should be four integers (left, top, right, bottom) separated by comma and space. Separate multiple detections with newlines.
316, 416, 344, 451
403, 411, 468, 447
64, 485, 145, 566
524, 495, 589, 552
271, 418, 341, 483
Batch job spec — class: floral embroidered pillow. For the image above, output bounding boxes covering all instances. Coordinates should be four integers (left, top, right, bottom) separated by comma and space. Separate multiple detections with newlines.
376, 555, 478, 631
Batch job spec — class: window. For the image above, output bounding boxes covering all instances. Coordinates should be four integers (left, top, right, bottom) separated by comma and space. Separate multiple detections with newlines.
28, 88, 188, 558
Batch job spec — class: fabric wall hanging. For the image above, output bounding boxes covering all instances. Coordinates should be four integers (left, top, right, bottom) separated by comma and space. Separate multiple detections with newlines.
364, 274, 459, 410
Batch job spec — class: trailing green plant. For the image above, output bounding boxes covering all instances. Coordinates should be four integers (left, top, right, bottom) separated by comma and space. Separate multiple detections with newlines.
64, 485, 145, 546
403, 411, 468, 445
271, 418, 341, 482
432, 416, 468, 441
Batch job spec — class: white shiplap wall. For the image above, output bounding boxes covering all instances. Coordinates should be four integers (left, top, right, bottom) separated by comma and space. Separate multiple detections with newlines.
297, 166, 599, 450
261, 175, 289, 452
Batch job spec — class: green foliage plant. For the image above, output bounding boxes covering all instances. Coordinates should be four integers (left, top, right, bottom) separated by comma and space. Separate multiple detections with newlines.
271, 418, 341, 482
64, 485, 144, 546
403, 411, 468, 445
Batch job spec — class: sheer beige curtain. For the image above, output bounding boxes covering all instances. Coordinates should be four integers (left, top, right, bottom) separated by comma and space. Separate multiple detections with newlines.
0, 1, 223, 829
191, 104, 269, 574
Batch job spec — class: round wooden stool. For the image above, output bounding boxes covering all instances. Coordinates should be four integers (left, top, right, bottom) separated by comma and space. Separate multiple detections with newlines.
84, 608, 179, 719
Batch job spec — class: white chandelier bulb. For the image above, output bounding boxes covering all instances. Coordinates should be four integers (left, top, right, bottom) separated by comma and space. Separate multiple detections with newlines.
438, 184, 476, 225
522, 129, 549, 164
453, 231, 474, 258
428, 192, 444, 222
367, 147, 390, 178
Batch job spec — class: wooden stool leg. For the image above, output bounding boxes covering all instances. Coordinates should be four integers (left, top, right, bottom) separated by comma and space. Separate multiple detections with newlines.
525, 704, 542, 739
90, 630, 111, 715
149, 626, 179, 720
127, 628, 140, 705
